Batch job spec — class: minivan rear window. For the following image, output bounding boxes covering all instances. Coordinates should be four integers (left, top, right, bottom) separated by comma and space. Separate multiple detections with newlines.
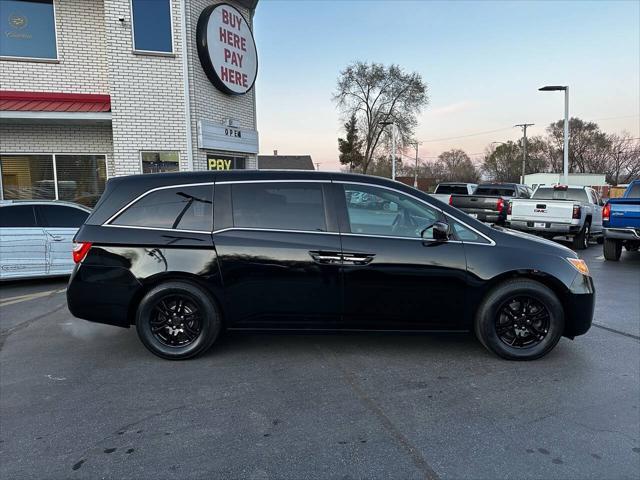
111, 185, 213, 231
231, 182, 326, 232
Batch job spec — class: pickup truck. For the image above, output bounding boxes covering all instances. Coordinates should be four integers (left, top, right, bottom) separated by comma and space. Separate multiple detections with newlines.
430, 182, 477, 205
507, 185, 603, 250
602, 180, 640, 261
450, 183, 532, 225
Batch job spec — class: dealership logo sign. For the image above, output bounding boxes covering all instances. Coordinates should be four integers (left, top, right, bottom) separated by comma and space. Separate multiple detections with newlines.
197, 3, 258, 95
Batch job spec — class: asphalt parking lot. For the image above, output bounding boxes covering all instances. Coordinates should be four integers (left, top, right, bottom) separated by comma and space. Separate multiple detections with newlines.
1, 246, 639, 480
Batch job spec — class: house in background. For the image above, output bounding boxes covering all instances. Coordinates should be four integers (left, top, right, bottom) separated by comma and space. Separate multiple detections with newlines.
258, 152, 315, 170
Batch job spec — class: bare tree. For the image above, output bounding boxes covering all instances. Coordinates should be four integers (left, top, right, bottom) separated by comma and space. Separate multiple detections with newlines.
333, 62, 428, 174
606, 132, 640, 184
435, 149, 480, 183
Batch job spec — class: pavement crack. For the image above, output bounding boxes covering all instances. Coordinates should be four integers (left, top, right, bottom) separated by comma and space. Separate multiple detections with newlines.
315, 343, 440, 480
592, 323, 640, 341
0, 303, 67, 351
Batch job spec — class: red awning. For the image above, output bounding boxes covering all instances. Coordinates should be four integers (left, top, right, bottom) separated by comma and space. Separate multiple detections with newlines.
0, 91, 111, 113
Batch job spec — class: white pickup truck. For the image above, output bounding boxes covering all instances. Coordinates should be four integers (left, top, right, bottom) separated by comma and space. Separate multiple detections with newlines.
430, 182, 477, 205
507, 185, 604, 250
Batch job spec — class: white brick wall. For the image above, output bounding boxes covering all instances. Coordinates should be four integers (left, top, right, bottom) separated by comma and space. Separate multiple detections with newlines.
103, 0, 188, 176
185, 0, 258, 170
0, 123, 114, 175
0, 0, 109, 94
0, 0, 258, 177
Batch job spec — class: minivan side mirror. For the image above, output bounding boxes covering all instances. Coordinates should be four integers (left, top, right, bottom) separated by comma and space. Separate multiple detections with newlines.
431, 221, 450, 241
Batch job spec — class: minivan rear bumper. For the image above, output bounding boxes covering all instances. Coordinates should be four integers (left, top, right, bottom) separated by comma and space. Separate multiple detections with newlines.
67, 263, 141, 328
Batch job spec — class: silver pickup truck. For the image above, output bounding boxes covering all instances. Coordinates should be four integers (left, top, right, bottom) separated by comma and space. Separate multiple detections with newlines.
507, 185, 603, 250
430, 182, 477, 205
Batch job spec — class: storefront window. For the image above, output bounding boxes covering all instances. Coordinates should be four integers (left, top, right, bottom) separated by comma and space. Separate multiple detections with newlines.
55, 155, 107, 208
0, 154, 107, 207
0, 0, 58, 60
131, 0, 173, 53
141, 151, 180, 173
0, 154, 55, 200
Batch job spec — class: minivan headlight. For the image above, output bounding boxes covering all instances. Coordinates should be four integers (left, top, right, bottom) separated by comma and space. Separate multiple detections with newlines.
567, 258, 590, 276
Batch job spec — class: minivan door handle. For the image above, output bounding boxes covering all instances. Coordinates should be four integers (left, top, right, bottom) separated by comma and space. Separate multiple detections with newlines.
309, 251, 342, 264
341, 253, 375, 265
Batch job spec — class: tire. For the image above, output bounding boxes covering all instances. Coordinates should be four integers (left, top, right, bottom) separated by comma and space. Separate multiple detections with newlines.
572, 220, 590, 250
136, 281, 221, 360
603, 238, 622, 261
474, 279, 564, 360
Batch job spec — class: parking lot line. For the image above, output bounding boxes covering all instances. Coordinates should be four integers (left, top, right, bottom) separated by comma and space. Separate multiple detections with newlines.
0, 289, 65, 308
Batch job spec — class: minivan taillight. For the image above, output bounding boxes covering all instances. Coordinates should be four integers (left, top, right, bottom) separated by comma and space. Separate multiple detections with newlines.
572, 205, 581, 219
602, 202, 611, 222
72, 242, 92, 264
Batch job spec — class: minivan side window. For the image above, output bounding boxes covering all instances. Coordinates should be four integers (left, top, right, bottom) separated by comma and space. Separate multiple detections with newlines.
231, 182, 327, 232
112, 185, 213, 231
37, 205, 89, 228
342, 184, 439, 239
0, 205, 37, 228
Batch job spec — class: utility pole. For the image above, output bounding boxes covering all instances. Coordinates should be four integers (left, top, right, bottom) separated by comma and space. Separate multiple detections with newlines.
412, 141, 421, 188
515, 123, 534, 184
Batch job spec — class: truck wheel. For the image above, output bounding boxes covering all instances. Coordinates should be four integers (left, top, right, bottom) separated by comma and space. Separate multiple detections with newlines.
572, 221, 590, 250
474, 279, 564, 360
603, 238, 622, 261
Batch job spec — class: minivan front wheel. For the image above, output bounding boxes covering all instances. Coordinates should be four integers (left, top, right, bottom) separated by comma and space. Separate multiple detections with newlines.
475, 279, 564, 360
136, 281, 221, 360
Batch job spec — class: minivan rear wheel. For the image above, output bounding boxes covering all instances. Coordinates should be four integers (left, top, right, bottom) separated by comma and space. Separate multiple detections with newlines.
136, 281, 221, 360
474, 279, 564, 360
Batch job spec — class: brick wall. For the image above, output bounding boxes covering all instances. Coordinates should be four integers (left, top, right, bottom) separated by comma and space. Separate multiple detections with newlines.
185, 0, 258, 170
0, 0, 109, 94
103, 0, 188, 176
0, 123, 114, 175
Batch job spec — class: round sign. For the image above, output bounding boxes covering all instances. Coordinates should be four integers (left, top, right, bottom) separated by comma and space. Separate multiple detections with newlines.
196, 3, 258, 96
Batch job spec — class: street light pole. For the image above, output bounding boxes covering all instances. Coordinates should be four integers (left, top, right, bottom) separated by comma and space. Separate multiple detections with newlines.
515, 123, 534, 184
563, 87, 569, 184
539, 85, 569, 184
412, 141, 420, 188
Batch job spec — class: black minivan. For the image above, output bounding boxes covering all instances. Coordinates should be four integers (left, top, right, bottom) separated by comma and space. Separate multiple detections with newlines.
67, 171, 594, 360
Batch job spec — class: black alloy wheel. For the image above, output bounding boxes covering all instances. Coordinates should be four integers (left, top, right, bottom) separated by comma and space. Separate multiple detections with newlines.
136, 281, 221, 360
474, 279, 564, 360
150, 295, 203, 347
495, 296, 551, 348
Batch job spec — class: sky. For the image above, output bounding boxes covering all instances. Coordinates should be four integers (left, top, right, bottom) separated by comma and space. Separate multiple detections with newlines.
253, 0, 640, 170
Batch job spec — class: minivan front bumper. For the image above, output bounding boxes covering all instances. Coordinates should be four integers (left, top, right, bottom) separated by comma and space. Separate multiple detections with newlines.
563, 273, 595, 338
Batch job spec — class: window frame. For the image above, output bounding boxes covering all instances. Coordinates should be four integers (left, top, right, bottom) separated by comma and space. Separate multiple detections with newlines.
229, 180, 332, 234
0, 153, 108, 204
129, 0, 175, 56
140, 150, 180, 174
0, 0, 59, 62
0, 204, 38, 228
105, 182, 215, 234
333, 180, 495, 246
34, 203, 90, 228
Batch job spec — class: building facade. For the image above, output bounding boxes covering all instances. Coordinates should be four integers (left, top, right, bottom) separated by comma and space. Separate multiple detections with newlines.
0, 0, 259, 206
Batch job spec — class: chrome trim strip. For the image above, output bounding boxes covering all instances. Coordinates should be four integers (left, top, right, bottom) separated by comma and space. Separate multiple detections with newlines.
215, 179, 331, 185
213, 227, 339, 236
102, 224, 210, 235
333, 180, 496, 246
103, 182, 215, 225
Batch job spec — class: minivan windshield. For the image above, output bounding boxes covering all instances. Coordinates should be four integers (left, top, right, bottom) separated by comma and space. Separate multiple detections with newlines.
533, 187, 588, 202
